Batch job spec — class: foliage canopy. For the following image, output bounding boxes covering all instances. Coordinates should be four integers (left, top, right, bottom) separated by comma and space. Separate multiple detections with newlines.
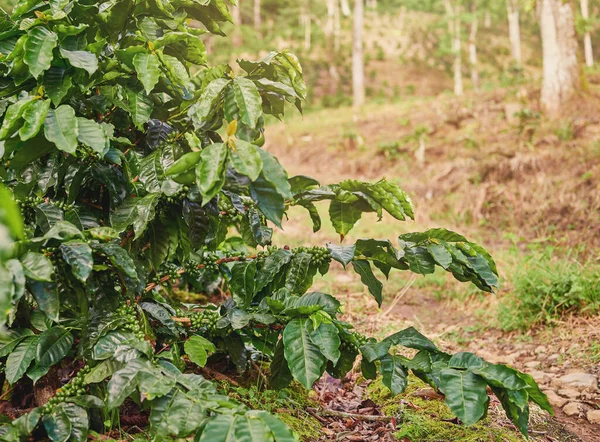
0, 0, 550, 440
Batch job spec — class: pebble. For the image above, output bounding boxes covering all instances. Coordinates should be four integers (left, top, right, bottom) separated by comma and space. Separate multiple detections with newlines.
563, 402, 582, 417
553, 373, 598, 390
588, 410, 600, 425
529, 370, 552, 385
557, 389, 580, 399
544, 390, 568, 408
547, 354, 560, 362
534, 345, 547, 354
524, 361, 540, 369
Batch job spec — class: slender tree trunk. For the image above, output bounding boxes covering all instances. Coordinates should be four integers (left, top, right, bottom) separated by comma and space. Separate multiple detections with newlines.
484, 10, 491, 28
469, 4, 480, 91
444, 0, 463, 96
340, 0, 351, 16
538, 0, 580, 116
325, 0, 339, 95
253, 0, 261, 33
303, 13, 312, 51
353, 0, 366, 109
232, 0, 242, 47
581, 0, 594, 67
507, 0, 522, 65
334, 0, 341, 51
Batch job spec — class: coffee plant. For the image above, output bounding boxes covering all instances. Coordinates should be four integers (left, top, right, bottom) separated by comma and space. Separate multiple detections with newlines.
0, 0, 551, 440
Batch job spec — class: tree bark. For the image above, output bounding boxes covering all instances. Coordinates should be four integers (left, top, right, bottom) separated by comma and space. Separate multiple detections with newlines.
232, 0, 242, 47
303, 13, 312, 51
353, 0, 366, 109
253, 0, 261, 33
469, 3, 479, 91
444, 0, 463, 96
340, 0, 351, 16
580, 0, 594, 67
507, 0, 522, 65
538, 0, 580, 116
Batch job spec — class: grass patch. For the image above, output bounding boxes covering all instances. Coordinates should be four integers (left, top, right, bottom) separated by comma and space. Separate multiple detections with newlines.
367, 376, 525, 442
498, 251, 600, 331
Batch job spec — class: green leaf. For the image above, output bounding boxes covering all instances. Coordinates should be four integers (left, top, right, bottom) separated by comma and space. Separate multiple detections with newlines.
361, 327, 438, 363
427, 243, 453, 269
197, 415, 237, 442
77, 118, 108, 154
61, 403, 88, 442
93, 243, 138, 281
329, 200, 362, 239
36, 327, 73, 367
517, 372, 553, 415
44, 106, 79, 154
230, 260, 257, 308
59, 48, 98, 75
188, 78, 230, 130
6, 336, 38, 384
165, 151, 202, 176
380, 354, 409, 396
197, 143, 229, 205
126, 88, 154, 130
283, 318, 327, 389
42, 405, 71, 442
19, 99, 51, 141
232, 77, 263, 128
133, 52, 161, 94
248, 411, 297, 442
0, 96, 35, 140
269, 339, 293, 390
138, 370, 176, 401
438, 368, 490, 426
45, 67, 72, 106
150, 390, 205, 438
133, 193, 160, 239
12, 408, 42, 436
29, 282, 60, 322
21, 252, 54, 282
231, 140, 262, 181
0, 329, 34, 358
473, 364, 528, 391
250, 174, 285, 228
60, 241, 93, 283
352, 260, 383, 306
327, 243, 356, 268
184, 335, 216, 368
258, 149, 292, 199
255, 249, 293, 292
448, 352, 486, 370
106, 359, 150, 408
24, 27, 58, 78
308, 321, 340, 364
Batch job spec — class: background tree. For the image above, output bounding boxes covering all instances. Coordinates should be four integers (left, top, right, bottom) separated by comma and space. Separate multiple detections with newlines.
580, 0, 594, 67
353, 0, 366, 108
507, 0, 523, 66
538, 0, 580, 116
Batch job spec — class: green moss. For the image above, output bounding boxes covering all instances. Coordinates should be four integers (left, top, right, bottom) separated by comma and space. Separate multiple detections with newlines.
278, 412, 322, 441
367, 376, 525, 442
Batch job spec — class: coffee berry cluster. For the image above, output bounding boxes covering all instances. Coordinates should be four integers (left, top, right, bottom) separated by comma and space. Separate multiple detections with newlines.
295, 246, 332, 266
41, 365, 91, 414
117, 303, 145, 340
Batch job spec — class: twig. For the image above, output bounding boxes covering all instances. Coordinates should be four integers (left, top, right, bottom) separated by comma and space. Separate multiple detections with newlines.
200, 367, 239, 386
251, 361, 269, 387
379, 274, 417, 318
145, 255, 257, 292
306, 407, 393, 422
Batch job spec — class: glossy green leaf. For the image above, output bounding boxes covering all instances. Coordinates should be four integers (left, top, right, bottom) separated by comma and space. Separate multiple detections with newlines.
184, 335, 216, 368
21, 252, 54, 282
197, 143, 228, 205
60, 241, 93, 283
308, 321, 340, 364
232, 77, 262, 128
258, 149, 292, 199
188, 78, 230, 130
269, 339, 293, 390
438, 368, 490, 425
36, 327, 73, 367
19, 99, 51, 141
42, 405, 71, 442
231, 140, 262, 181
283, 318, 326, 389
133, 52, 161, 94
352, 260, 383, 306
380, 354, 409, 396
150, 390, 205, 438
29, 282, 60, 322
61, 403, 88, 442
0, 96, 35, 140
24, 27, 58, 78
329, 200, 362, 239
59, 48, 98, 75
106, 359, 151, 408
255, 248, 293, 292
230, 260, 257, 308
6, 335, 38, 384
250, 174, 285, 228
126, 88, 154, 130
44, 106, 79, 154
77, 118, 108, 154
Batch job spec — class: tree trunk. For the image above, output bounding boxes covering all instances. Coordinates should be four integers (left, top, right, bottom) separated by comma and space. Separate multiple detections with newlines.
303, 13, 312, 51
469, 5, 479, 91
232, 0, 242, 47
581, 0, 594, 67
340, 0, 351, 16
484, 10, 491, 28
334, 0, 341, 51
253, 0, 261, 33
538, 0, 580, 116
507, 0, 522, 65
353, 0, 366, 109
325, 0, 339, 95
444, 0, 463, 96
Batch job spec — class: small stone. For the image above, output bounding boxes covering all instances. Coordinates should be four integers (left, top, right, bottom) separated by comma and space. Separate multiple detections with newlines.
544, 390, 568, 408
587, 410, 600, 425
553, 373, 598, 390
557, 389, 580, 399
524, 361, 540, 369
535, 345, 547, 354
547, 354, 560, 362
530, 371, 552, 385
563, 402, 582, 417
